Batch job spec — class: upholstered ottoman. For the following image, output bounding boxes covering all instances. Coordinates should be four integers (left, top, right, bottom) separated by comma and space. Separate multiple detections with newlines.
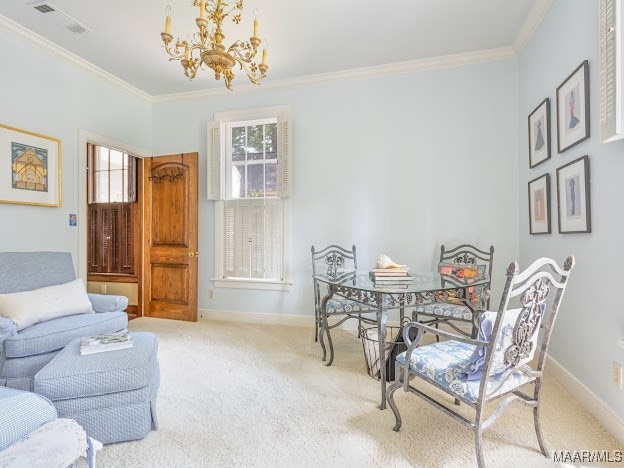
33, 332, 160, 444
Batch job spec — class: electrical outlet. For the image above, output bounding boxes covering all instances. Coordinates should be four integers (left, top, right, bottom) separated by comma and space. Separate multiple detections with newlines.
618, 340, 624, 350
209, 289, 215, 300
613, 362, 623, 390
100, 284, 107, 294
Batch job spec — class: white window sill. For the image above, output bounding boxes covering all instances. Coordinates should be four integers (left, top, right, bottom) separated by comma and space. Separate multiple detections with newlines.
212, 277, 293, 292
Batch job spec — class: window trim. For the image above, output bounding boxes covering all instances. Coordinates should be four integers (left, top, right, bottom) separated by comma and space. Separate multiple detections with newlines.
211, 106, 292, 290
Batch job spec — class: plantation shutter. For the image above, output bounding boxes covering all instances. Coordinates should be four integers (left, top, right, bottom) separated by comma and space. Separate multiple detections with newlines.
207, 121, 222, 200
276, 113, 292, 198
263, 199, 283, 280
224, 202, 236, 277
223, 199, 282, 280
601, 0, 624, 142
87, 144, 137, 276
249, 200, 265, 278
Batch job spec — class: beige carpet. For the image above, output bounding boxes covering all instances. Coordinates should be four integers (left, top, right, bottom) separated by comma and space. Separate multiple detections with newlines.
87, 317, 622, 467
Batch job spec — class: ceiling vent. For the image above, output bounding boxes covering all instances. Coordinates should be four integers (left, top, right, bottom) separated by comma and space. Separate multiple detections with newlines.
33, 4, 54, 13
30, 1, 91, 34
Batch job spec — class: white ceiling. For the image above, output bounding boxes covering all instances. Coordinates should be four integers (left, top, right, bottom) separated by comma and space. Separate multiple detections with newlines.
0, 0, 538, 97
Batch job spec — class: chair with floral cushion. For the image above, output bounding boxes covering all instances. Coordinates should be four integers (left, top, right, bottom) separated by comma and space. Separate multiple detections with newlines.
387, 256, 575, 468
414, 244, 494, 338
311, 244, 377, 365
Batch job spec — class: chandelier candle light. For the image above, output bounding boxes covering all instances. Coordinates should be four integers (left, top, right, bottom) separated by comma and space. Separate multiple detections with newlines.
160, 0, 268, 90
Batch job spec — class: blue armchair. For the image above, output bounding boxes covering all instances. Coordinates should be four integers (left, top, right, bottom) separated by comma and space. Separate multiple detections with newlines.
0, 252, 129, 391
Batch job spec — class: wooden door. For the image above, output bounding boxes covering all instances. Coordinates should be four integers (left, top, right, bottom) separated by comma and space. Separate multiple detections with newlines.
143, 153, 198, 321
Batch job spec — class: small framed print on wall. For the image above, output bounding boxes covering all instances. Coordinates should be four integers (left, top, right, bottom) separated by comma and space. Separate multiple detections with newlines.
556, 155, 591, 233
528, 173, 551, 235
556, 60, 590, 153
0, 123, 61, 207
528, 98, 551, 168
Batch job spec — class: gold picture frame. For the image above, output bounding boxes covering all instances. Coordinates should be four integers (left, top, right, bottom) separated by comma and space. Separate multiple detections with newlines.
0, 123, 61, 207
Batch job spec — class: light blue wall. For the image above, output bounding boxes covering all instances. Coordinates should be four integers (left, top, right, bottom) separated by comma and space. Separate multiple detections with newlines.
0, 28, 152, 258
518, 0, 624, 420
153, 60, 520, 318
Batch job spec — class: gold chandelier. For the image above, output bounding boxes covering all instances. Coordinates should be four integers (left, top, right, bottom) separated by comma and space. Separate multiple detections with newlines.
160, 0, 268, 90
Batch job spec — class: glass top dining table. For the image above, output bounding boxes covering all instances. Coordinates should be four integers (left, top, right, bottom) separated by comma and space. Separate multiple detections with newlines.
313, 270, 490, 409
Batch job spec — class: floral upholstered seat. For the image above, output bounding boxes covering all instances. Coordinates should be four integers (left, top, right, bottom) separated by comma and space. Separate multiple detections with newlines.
325, 298, 375, 315
395, 340, 534, 403
414, 303, 473, 321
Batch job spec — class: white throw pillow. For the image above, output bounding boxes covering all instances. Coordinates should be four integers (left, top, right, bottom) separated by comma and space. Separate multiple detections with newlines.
0, 279, 93, 331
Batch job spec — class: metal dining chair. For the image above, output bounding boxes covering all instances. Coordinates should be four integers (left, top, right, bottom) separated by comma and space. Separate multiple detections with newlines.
311, 244, 377, 366
387, 256, 575, 467
414, 244, 494, 338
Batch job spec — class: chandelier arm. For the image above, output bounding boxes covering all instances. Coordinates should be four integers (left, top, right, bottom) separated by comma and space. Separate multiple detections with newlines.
227, 40, 258, 63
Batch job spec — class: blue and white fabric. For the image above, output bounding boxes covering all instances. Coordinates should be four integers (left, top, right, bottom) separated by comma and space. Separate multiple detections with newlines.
87, 293, 129, 313
414, 303, 472, 320
4, 312, 128, 358
325, 298, 375, 314
462, 305, 543, 381
0, 387, 57, 452
396, 340, 535, 403
34, 332, 160, 445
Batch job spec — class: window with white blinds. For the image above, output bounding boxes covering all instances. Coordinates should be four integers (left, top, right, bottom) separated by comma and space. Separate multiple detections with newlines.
224, 199, 282, 280
600, 0, 624, 142
208, 106, 292, 290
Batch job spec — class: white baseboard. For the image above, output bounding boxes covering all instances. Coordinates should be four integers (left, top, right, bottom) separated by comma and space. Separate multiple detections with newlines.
198, 308, 476, 333
199, 308, 313, 327
546, 355, 624, 445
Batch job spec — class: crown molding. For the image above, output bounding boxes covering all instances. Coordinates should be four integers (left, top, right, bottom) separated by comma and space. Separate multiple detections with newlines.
0, 13, 152, 103
152, 47, 517, 103
0, 10, 520, 106
513, 0, 555, 53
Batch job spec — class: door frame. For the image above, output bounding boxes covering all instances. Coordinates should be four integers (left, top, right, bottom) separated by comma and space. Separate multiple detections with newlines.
77, 130, 151, 313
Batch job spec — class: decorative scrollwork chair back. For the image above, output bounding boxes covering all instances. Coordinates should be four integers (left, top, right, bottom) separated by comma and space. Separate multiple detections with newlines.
311, 244, 377, 366
387, 255, 575, 468
414, 244, 494, 337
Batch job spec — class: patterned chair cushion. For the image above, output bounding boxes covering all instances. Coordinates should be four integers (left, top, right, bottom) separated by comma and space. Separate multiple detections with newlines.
414, 303, 472, 321
325, 298, 376, 314
395, 340, 534, 403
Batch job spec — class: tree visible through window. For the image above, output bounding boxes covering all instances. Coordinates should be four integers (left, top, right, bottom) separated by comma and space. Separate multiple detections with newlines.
87, 143, 138, 276
228, 120, 277, 198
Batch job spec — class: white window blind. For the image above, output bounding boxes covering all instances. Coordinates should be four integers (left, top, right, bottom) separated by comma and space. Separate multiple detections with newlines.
224, 199, 283, 280
600, 0, 624, 142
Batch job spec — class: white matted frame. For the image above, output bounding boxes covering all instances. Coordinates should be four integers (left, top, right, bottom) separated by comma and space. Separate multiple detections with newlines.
0, 123, 61, 207
556, 155, 591, 234
528, 98, 551, 168
528, 173, 551, 235
556, 60, 590, 153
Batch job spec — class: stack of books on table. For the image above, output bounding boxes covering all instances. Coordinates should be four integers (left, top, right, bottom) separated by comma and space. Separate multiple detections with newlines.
370, 267, 413, 289
80, 332, 134, 355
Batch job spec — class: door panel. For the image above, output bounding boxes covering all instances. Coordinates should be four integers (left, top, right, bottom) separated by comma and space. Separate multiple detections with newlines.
143, 153, 198, 321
